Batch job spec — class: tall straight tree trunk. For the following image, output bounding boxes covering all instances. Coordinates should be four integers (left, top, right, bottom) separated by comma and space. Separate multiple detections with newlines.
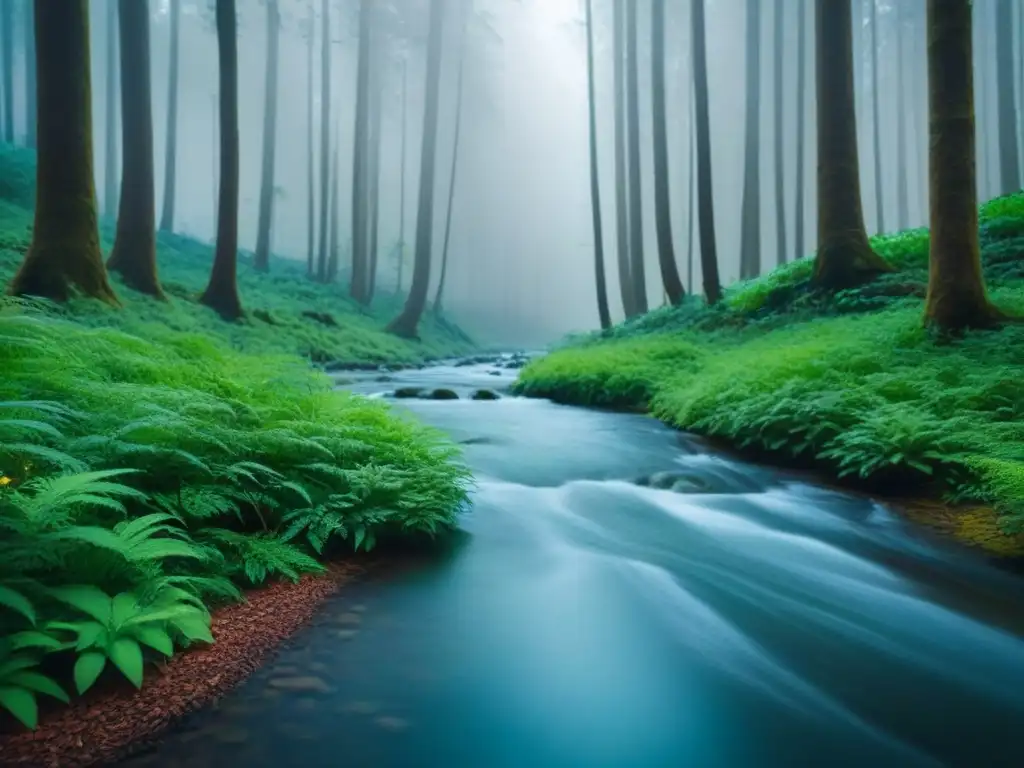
367, 56, 383, 302
913, 7, 928, 224
396, 59, 407, 293
625, 0, 647, 313
434, 11, 467, 316
895, 3, 910, 229
612, 0, 633, 317
22, 0, 35, 148
976, 1, 991, 201
387, 0, 446, 338
870, 0, 884, 233
8, 0, 116, 303
651, 0, 684, 305
327, 137, 339, 281
315, 0, 330, 282
107, 0, 162, 298
794, 0, 807, 260
200, 0, 242, 320
350, 0, 372, 301
253, 0, 280, 272
103, 0, 119, 219
925, 0, 1000, 330
996, 0, 1021, 194
305, 3, 314, 275
773, 0, 786, 266
585, 0, 611, 328
1, 1, 14, 144
739, 0, 761, 279
813, 0, 892, 290
158, 0, 180, 232
686, 88, 696, 291
692, 0, 722, 304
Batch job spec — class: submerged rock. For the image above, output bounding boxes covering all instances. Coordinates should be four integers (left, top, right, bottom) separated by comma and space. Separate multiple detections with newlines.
429, 388, 459, 400
393, 387, 425, 399
471, 389, 501, 401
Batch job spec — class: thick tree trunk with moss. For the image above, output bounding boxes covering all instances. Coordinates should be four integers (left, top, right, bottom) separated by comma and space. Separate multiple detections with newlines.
612, 0, 633, 317
995, 0, 1020, 194
739, 0, 761, 279
1, 1, 14, 144
8, 0, 116, 304
253, 0, 280, 272
812, 0, 892, 291
650, 0, 684, 306
158, 0, 180, 232
200, 0, 242, 320
585, 0, 611, 328
794, 0, 807, 260
692, 0, 722, 304
23, 0, 36, 148
869, 0, 884, 233
924, 0, 1000, 331
106, 0, 162, 298
103, 0, 119, 219
350, 0, 372, 302
625, 0, 647, 314
387, 0, 446, 339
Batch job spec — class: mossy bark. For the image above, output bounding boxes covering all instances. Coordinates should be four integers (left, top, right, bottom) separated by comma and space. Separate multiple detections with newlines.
812, 0, 892, 292
107, 0, 163, 299
923, 0, 1000, 331
8, 0, 116, 304
158, 0, 180, 233
199, 0, 242, 321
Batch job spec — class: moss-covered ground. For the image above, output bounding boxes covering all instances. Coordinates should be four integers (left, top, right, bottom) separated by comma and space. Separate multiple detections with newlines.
515, 193, 1024, 557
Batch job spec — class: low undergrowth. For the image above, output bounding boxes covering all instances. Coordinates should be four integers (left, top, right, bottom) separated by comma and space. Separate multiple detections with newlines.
516, 193, 1024, 550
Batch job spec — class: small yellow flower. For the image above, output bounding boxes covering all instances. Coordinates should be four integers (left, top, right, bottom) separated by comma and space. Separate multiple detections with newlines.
0, 476, 12, 487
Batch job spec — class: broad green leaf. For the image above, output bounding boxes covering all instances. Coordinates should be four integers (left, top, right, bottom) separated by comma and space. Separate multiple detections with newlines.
8, 630, 65, 652
109, 637, 144, 688
172, 614, 214, 644
50, 585, 113, 624
0, 685, 38, 729
111, 593, 141, 627
7, 672, 68, 703
133, 626, 174, 657
353, 526, 366, 552
0, 585, 36, 625
74, 651, 107, 694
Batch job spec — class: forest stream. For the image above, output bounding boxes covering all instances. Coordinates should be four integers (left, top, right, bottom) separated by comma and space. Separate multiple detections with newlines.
123, 360, 1024, 768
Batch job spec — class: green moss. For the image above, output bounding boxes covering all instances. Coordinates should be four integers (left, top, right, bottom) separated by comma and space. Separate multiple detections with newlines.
516, 192, 1024, 556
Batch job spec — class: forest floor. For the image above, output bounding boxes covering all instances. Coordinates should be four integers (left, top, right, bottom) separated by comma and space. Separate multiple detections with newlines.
515, 192, 1024, 558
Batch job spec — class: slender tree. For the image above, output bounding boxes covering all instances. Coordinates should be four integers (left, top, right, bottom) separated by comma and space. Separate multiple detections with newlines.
327, 136, 339, 281
106, 0, 162, 298
773, 0, 786, 266
794, 0, 807, 260
686, 88, 696, 291
692, 0, 722, 304
315, 0, 331, 281
925, 0, 1001, 330
199, 0, 242, 320
650, 0, 684, 305
895, 1, 910, 229
625, 0, 647, 312
22, 0, 36, 148
739, 0, 761, 278
387, 0, 446, 338
367, 50, 383, 301
305, 3, 315, 275
870, 0, 884, 232
253, 0, 280, 272
996, 0, 1020, 194
1, 0, 13, 144
585, 0, 611, 328
103, 0, 119, 219
612, 0, 633, 317
8, 0, 116, 303
813, 0, 892, 290
350, 0, 372, 301
396, 59, 408, 293
158, 0, 180, 232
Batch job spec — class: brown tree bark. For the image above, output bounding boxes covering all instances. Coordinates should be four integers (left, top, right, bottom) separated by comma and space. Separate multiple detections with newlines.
253, 0, 280, 272
692, 0, 722, 304
924, 0, 1000, 331
387, 0, 446, 338
106, 0, 163, 298
612, 0, 633, 317
625, 0, 647, 313
199, 0, 242, 320
586, 0, 611, 328
158, 0, 180, 232
651, 0, 684, 306
739, 0, 761, 279
8, 0, 116, 304
812, 0, 892, 291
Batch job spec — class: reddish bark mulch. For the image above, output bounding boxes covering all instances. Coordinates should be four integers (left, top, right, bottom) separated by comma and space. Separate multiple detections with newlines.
0, 562, 363, 768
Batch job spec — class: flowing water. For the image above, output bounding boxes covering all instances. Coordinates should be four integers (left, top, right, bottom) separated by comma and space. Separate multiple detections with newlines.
127, 360, 1024, 768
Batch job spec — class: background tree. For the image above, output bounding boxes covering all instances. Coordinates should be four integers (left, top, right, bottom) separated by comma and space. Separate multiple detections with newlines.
739, 0, 761, 278
8, 0, 116, 303
895, 1, 910, 230
22, 0, 36, 148
106, 0, 163, 298
367, 52, 384, 301
870, 0, 884, 233
387, 0, 446, 338
584, 0, 611, 328
350, 0, 372, 302
794, 0, 807, 260
103, 0, 119, 219
692, 0, 722, 304
995, 0, 1020, 195
813, 0, 892, 290
253, 0, 281, 272
624, 0, 647, 313
395, 59, 408, 293
199, 0, 242, 320
305, 4, 314, 275
315, 0, 331, 282
772, 1, 786, 266
158, 0, 181, 233
1, 0, 14, 144
612, 0, 633, 317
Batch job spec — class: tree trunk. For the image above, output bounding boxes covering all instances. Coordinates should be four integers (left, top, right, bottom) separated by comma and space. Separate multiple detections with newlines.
350, 0, 372, 302
650, 0, 684, 306
996, 0, 1020, 194
795, 0, 807, 260
396, 59, 407, 294
158, 0, 180, 232
22, 0, 35, 148
612, 0, 633, 317
975, 2, 990, 201
625, 0, 647, 313
692, 0, 722, 304
813, 0, 892, 290
1, 1, 14, 144
199, 0, 242, 320
253, 0, 280, 272
305, 3, 314, 276
315, 0, 330, 282
870, 0, 884, 233
913, 7, 928, 224
686, 87, 696, 292
106, 0, 162, 298
739, 0, 761, 279
387, 0, 446, 338
103, 0, 119, 219
8, 0, 116, 304
773, 0, 786, 266
367, 53, 383, 302
895, 3, 910, 229
434, 12, 467, 316
585, 0, 611, 328
327, 135, 339, 281
924, 0, 1000, 330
